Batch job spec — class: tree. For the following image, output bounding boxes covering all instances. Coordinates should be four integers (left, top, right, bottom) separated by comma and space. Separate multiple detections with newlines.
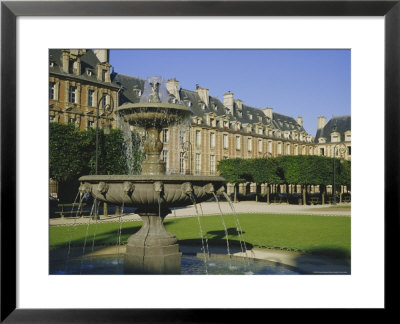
217, 158, 251, 203
49, 123, 89, 183
248, 158, 281, 204
49, 123, 145, 202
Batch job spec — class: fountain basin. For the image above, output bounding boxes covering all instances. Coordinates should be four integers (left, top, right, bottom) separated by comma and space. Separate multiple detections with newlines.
78, 175, 225, 274
78, 175, 225, 210
116, 102, 192, 129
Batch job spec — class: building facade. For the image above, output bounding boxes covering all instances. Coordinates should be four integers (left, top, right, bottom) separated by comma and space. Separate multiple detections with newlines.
49, 49, 351, 198
314, 115, 351, 161
49, 49, 120, 131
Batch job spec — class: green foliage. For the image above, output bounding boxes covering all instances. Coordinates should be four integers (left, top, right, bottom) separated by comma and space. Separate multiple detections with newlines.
277, 155, 332, 185
335, 159, 351, 187
247, 158, 282, 184
49, 123, 89, 183
217, 155, 350, 187
217, 158, 252, 184
49, 123, 144, 183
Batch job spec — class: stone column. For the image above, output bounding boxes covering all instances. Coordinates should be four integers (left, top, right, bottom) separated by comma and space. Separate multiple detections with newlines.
124, 207, 181, 274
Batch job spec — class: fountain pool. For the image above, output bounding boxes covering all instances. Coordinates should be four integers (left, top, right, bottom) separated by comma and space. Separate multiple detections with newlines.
50, 252, 300, 275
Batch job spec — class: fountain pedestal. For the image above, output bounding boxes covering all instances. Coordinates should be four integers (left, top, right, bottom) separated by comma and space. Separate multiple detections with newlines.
124, 208, 181, 274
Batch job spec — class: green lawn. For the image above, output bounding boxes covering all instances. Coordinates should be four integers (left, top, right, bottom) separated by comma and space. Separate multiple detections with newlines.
50, 213, 350, 257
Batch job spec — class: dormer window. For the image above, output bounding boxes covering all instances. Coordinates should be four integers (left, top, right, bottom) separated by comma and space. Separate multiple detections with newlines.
50, 61, 55, 68
87, 70, 93, 76
258, 116, 262, 122
102, 70, 106, 81
318, 137, 326, 144
331, 133, 340, 143
201, 103, 206, 110
249, 114, 253, 120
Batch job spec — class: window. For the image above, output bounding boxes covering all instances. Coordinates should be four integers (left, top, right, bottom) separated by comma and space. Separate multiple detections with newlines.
195, 130, 201, 147
87, 120, 94, 128
101, 94, 107, 108
247, 138, 252, 152
162, 129, 169, 143
68, 86, 76, 103
88, 90, 94, 107
49, 82, 55, 99
320, 148, 325, 156
210, 155, 215, 175
235, 136, 241, 150
223, 134, 228, 149
68, 60, 74, 74
210, 133, 215, 148
294, 145, 298, 155
162, 150, 169, 170
348, 146, 351, 155
180, 152, 185, 175
68, 117, 76, 125
49, 115, 55, 122
258, 128, 262, 135
277, 142, 282, 155
258, 140, 262, 153
302, 146, 306, 155
102, 70, 106, 81
195, 153, 201, 175
286, 144, 290, 155
267, 141, 272, 154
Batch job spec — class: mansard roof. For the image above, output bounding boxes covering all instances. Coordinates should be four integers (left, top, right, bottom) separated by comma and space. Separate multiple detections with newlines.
112, 72, 309, 134
314, 115, 351, 143
49, 49, 119, 88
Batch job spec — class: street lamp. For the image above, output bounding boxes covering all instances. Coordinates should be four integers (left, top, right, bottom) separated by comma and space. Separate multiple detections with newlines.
263, 152, 272, 158
93, 93, 114, 220
332, 142, 347, 205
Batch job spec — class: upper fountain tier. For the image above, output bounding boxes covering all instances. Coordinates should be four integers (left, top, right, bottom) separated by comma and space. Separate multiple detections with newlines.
115, 76, 192, 129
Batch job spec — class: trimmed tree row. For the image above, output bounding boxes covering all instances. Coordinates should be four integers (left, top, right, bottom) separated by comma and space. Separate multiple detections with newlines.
217, 156, 351, 204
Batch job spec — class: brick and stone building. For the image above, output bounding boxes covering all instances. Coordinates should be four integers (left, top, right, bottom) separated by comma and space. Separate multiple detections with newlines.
49, 49, 351, 199
49, 49, 120, 131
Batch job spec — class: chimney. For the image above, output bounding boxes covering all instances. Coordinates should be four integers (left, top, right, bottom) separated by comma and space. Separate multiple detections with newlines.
223, 92, 234, 115
166, 78, 180, 101
297, 116, 303, 126
94, 49, 109, 63
262, 107, 273, 120
196, 85, 209, 107
235, 99, 243, 111
61, 50, 70, 73
317, 116, 327, 129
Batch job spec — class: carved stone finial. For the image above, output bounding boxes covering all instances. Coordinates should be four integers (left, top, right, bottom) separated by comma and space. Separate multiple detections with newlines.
149, 82, 161, 103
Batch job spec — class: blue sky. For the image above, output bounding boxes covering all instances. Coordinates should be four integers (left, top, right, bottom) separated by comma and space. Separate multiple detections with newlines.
110, 49, 350, 136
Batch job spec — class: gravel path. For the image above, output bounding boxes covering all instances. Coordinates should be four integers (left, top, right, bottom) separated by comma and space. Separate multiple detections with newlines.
50, 201, 350, 226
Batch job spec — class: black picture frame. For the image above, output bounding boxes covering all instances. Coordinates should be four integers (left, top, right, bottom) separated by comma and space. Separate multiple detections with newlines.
1, 0, 398, 321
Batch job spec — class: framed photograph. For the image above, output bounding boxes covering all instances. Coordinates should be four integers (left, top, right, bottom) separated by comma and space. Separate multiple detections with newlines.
1, 0, 397, 321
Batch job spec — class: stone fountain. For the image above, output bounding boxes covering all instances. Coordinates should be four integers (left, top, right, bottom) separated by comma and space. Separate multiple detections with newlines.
78, 77, 225, 274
